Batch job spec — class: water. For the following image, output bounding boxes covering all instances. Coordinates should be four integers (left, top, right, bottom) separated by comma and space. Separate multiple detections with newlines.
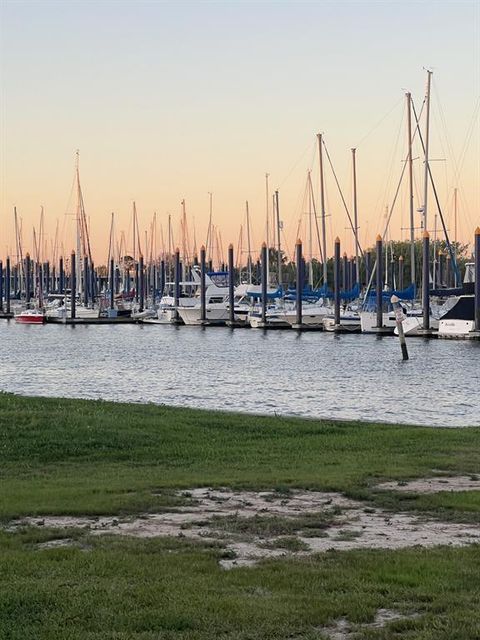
0, 321, 478, 427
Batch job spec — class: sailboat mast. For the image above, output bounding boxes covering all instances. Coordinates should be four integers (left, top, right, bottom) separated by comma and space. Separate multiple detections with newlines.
308, 172, 313, 287
433, 212, 438, 289
168, 213, 172, 281
317, 134, 327, 284
206, 192, 213, 264
385, 205, 389, 288
265, 173, 270, 285
75, 156, 82, 295
422, 70, 432, 234
14, 206, 24, 292
351, 148, 360, 284
454, 187, 458, 286
181, 199, 189, 266
246, 200, 252, 284
275, 190, 282, 286
406, 92, 416, 287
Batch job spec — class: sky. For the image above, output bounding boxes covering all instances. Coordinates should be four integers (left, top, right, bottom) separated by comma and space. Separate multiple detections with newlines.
0, 0, 479, 264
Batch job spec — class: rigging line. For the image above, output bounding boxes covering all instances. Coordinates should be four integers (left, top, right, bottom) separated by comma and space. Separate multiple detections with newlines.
322, 140, 364, 259
430, 106, 451, 195
378, 92, 428, 250
411, 99, 460, 282
297, 174, 310, 249
457, 95, 480, 177
280, 228, 291, 266
458, 187, 475, 234
308, 171, 325, 266
373, 103, 405, 235
432, 82, 457, 196
381, 153, 409, 241
433, 83, 479, 229
354, 96, 404, 148
376, 100, 423, 258
433, 80, 480, 185
277, 139, 316, 190
372, 97, 425, 237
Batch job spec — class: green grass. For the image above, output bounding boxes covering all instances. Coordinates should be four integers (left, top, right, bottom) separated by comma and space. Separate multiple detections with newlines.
371, 489, 480, 523
1, 392, 480, 639
205, 509, 342, 539
1, 392, 480, 519
260, 535, 310, 552
0, 529, 479, 639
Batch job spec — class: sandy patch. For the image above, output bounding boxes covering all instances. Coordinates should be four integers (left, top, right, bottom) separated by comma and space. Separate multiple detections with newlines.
322, 609, 420, 639
376, 475, 480, 494
7, 488, 480, 568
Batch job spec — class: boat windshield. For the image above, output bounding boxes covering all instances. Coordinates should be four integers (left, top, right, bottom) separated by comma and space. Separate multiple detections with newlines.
208, 272, 229, 287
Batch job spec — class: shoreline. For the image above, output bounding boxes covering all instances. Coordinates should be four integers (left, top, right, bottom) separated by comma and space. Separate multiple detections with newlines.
1, 390, 478, 429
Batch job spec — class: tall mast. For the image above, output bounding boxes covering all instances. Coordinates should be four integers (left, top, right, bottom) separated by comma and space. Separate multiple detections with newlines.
351, 147, 359, 283
206, 192, 213, 263
406, 92, 415, 286
168, 213, 172, 281
168, 214, 172, 258
385, 205, 389, 288
133, 201, 142, 258
422, 69, 433, 234
75, 152, 82, 295
265, 173, 270, 285
14, 206, 24, 291
246, 200, 252, 284
236, 224, 243, 275
317, 134, 327, 284
39, 206, 44, 264
107, 212, 115, 267
307, 171, 313, 287
275, 190, 282, 286
52, 219, 59, 267
132, 202, 136, 262
454, 187, 458, 286
192, 216, 197, 261
181, 199, 189, 266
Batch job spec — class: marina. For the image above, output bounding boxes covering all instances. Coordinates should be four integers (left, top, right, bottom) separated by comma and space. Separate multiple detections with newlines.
2, 1, 480, 638
1, 320, 478, 427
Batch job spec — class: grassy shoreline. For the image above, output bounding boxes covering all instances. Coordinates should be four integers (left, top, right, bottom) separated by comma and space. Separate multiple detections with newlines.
1, 392, 480, 518
1, 393, 479, 639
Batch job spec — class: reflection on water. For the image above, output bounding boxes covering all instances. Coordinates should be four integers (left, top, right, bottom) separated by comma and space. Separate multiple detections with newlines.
0, 322, 478, 427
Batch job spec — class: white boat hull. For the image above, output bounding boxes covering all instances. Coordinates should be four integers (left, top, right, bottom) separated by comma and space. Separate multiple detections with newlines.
323, 315, 361, 332
438, 319, 475, 337
394, 315, 439, 336
177, 306, 229, 326
283, 307, 329, 327
248, 312, 290, 329
360, 311, 396, 334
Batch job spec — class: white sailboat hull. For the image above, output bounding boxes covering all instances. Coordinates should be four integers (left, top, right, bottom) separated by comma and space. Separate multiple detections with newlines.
283, 306, 330, 327
323, 315, 361, 332
360, 311, 396, 333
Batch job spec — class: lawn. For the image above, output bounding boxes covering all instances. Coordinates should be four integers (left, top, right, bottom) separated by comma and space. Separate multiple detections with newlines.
1, 393, 479, 639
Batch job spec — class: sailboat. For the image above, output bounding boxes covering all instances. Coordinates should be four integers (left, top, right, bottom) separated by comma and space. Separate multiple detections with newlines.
15, 215, 47, 324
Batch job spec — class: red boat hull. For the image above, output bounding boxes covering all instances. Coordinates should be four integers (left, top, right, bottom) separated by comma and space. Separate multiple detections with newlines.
15, 314, 46, 324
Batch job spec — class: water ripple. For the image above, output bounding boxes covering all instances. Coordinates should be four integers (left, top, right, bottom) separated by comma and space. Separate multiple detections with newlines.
0, 322, 478, 427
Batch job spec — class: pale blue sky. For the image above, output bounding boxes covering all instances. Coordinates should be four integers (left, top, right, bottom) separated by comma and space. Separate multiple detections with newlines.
1, 0, 478, 259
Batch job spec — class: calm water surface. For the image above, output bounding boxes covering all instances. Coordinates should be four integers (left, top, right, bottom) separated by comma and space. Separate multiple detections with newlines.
0, 322, 478, 427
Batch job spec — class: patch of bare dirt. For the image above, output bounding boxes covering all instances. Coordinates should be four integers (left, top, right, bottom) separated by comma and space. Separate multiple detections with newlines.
7, 488, 480, 568
321, 609, 420, 639
376, 475, 480, 493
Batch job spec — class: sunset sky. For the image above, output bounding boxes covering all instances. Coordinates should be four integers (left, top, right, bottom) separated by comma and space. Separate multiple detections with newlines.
1, 0, 479, 264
